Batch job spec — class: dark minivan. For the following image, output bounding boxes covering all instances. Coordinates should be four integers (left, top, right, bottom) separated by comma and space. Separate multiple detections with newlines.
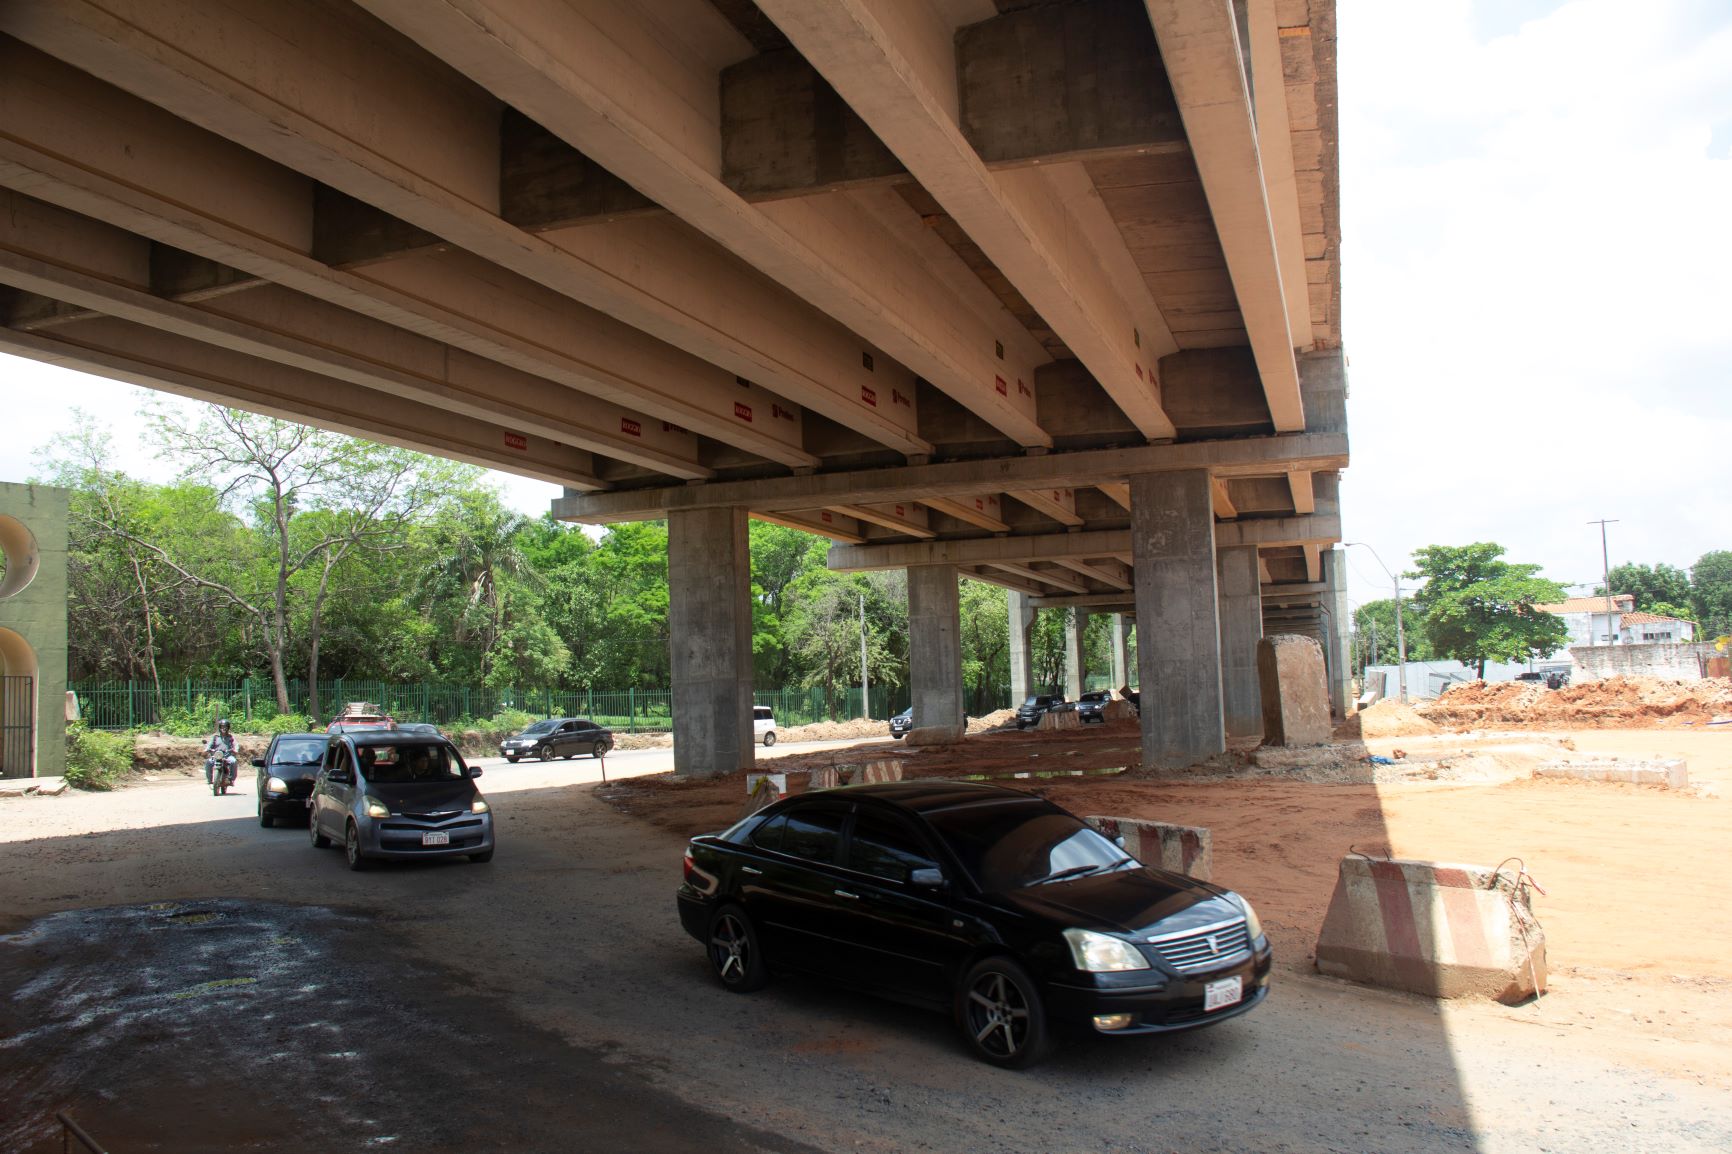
677, 781, 1271, 1067
1015, 694, 1066, 729
253, 732, 328, 827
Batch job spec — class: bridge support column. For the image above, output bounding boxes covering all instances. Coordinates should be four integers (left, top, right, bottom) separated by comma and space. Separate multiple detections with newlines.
1217, 545, 1264, 739
1063, 609, 1089, 699
1131, 470, 1225, 766
1324, 547, 1352, 719
1110, 613, 1132, 691
668, 507, 754, 777
1008, 590, 1035, 705
908, 564, 965, 735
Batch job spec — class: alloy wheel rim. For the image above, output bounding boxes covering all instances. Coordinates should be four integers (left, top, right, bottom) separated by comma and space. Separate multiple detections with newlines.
710, 915, 748, 982
967, 971, 1029, 1056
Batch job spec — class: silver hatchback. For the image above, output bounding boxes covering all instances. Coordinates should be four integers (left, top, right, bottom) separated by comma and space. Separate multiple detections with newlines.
308, 732, 495, 870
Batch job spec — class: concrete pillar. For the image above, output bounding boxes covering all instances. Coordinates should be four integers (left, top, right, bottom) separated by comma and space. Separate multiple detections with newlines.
1063, 609, 1089, 698
1110, 613, 1131, 690
1008, 590, 1035, 704
1216, 545, 1264, 739
668, 507, 754, 777
1323, 547, 1352, 718
1131, 470, 1225, 766
908, 564, 965, 733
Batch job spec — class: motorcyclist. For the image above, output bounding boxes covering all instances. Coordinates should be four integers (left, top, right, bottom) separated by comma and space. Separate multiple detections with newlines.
206, 719, 238, 786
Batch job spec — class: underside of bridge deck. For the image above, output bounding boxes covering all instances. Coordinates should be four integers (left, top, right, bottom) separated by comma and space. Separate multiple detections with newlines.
0, 0, 1345, 775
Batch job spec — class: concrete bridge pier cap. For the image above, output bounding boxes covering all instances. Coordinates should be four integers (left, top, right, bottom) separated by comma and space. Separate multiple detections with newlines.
668, 506, 755, 778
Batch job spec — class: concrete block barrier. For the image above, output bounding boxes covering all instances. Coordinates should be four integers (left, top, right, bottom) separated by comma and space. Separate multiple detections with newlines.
907, 725, 963, 746
1315, 856, 1546, 1004
1101, 699, 1138, 722
1086, 816, 1212, 881
858, 759, 906, 783
807, 766, 842, 790
1037, 709, 1081, 732
742, 772, 787, 816
1534, 759, 1687, 789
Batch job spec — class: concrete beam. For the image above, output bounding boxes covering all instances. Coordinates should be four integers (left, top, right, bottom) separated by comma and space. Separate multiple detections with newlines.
990, 563, 1090, 596
1144, 0, 1304, 431
555, 432, 1349, 522
354, 0, 1051, 449
0, 5, 935, 458
1304, 543, 1324, 583
1098, 482, 1133, 511
831, 501, 935, 539
1288, 469, 1315, 514
923, 493, 1009, 533
0, 317, 605, 490
0, 40, 821, 469
1247, 0, 1313, 350
1212, 479, 1239, 520
829, 514, 1340, 571
0, 191, 711, 480
1009, 486, 1083, 528
1028, 592, 1138, 611
751, 509, 866, 544
1055, 558, 1133, 591
759, 0, 1179, 440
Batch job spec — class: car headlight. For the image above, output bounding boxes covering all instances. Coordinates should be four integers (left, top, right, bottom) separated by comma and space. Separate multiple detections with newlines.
1062, 928, 1150, 973
1227, 892, 1265, 940
471, 798, 489, 814
363, 795, 391, 819
266, 776, 288, 793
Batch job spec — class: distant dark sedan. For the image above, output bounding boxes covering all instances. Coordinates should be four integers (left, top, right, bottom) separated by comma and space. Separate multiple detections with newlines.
498, 717, 614, 762
1075, 691, 1113, 724
677, 781, 1271, 1067
889, 707, 913, 739
252, 733, 328, 827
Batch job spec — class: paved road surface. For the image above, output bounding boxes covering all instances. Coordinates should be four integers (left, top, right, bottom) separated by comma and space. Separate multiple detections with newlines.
2, 770, 1728, 1153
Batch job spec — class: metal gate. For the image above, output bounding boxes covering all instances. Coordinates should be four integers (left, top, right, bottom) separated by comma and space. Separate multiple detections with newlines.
1, 675, 33, 778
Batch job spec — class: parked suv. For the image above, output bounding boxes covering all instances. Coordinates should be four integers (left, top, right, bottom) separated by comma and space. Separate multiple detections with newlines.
499, 717, 614, 762
754, 706, 777, 747
1074, 690, 1114, 724
889, 707, 913, 739
1015, 693, 1066, 729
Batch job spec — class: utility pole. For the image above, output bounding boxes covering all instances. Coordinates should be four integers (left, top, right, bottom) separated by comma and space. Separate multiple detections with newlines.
1345, 542, 1408, 702
1588, 519, 1620, 644
859, 591, 870, 719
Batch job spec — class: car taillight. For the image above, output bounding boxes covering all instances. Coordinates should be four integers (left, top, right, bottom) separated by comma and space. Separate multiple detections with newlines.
683, 848, 696, 883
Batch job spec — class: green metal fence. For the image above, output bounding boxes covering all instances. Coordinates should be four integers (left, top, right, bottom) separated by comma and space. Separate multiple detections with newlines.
66, 678, 997, 733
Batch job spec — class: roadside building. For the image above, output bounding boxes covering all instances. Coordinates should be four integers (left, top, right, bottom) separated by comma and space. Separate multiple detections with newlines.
1534, 594, 1635, 650
1617, 612, 1695, 644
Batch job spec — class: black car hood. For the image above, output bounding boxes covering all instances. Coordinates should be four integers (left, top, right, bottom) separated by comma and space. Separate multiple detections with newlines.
364, 779, 477, 813
994, 867, 1237, 936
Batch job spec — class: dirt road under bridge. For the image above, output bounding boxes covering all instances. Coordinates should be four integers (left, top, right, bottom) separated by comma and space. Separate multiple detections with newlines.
3, 736, 1730, 1153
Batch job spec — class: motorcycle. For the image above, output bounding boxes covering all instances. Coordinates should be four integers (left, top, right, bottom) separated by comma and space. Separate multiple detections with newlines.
207, 750, 238, 796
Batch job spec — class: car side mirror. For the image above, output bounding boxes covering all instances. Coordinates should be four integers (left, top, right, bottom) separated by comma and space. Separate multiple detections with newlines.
1113, 835, 1126, 849
250, 758, 265, 768
909, 867, 945, 888
469, 767, 483, 778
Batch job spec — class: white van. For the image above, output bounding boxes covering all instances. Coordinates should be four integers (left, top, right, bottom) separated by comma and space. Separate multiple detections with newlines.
753, 705, 777, 747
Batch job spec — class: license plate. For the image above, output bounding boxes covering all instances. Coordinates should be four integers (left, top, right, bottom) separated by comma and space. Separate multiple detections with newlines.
1204, 976, 1243, 1012
421, 831, 450, 846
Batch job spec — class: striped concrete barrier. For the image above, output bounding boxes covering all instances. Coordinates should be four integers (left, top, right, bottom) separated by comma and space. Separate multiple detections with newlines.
858, 759, 905, 783
807, 766, 842, 790
1086, 816, 1212, 881
1314, 856, 1547, 1004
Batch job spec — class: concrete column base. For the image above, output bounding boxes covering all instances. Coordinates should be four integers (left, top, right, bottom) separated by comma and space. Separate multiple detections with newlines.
668, 507, 754, 777
908, 565, 964, 734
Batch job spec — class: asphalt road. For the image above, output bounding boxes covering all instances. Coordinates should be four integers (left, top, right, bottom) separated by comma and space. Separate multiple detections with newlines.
2, 769, 1729, 1153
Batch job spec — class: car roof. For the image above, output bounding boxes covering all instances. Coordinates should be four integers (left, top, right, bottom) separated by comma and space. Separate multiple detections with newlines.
804, 779, 1043, 814
343, 730, 453, 747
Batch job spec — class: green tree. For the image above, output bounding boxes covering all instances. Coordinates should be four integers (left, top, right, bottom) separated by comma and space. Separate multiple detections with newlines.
1690, 551, 1732, 638
958, 579, 1009, 714
1599, 562, 1692, 611
1407, 543, 1569, 677
1352, 598, 1433, 669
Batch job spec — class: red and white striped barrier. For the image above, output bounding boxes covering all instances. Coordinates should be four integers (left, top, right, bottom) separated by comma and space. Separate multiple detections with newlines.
1086, 816, 1212, 881
1314, 856, 1546, 1003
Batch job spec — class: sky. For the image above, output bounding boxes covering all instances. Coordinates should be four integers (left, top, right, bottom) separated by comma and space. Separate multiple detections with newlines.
2, 0, 1728, 611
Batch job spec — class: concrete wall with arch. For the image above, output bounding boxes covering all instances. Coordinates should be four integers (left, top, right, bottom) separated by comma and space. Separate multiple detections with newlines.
0, 483, 70, 778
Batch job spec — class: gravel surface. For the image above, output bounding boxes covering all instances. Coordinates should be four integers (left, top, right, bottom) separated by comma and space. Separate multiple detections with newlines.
3, 764, 1730, 1152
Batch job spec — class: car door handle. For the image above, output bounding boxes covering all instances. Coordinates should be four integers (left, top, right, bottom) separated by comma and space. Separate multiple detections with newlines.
741, 866, 763, 876
834, 889, 860, 900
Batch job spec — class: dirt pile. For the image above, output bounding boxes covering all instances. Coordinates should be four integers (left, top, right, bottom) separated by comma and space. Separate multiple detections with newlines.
1419, 677, 1732, 729
778, 717, 890, 742
130, 733, 269, 776
1357, 700, 1443, 739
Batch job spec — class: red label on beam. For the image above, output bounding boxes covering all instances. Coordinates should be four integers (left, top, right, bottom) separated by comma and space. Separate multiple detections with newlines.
620, 418, 641, 437
994, 375, 1008, 396
820, 511, 834, 523
503, 432, 528, 452
734, 402, 753, 422
861, 385, 878, 407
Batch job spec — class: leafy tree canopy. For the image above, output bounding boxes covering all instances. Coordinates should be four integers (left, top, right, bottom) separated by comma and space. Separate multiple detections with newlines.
1406, 543, 1569, 677
1598, 562, 1692, 612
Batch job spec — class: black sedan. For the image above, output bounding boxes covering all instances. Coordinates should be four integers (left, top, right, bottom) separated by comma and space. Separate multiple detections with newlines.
889, 707, 913, 739
252, 732, 328, 827
498, 717, 614, 762
676, 781, 1271, 1067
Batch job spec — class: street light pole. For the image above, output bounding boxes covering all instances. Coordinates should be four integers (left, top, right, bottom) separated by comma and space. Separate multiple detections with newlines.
1588, 518, 1620, 644
1345, 542, 1408, 702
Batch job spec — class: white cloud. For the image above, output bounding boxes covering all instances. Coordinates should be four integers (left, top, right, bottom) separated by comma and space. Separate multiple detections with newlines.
1337, 0, 1732, 602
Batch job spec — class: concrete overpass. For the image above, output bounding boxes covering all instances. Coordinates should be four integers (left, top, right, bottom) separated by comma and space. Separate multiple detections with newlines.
0, 0, 1347, 775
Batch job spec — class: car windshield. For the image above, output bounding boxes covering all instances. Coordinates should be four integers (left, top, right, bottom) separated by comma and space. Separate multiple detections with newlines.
924, 799, 1130, 892
1081, 692, 1109, 703
356, 744, 465, 783
1020, 696, 1048, 708
271, 738, 326, 766
523, 720, 559, 735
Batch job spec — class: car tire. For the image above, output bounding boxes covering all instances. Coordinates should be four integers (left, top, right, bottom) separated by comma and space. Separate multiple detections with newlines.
707, 905, 769, 993
258, 804, 273, 828
892, 733, 905, 740
309, 814, 331, 849
344, 821, 369, 871
762, 731, 776, 748
505, 756, 519, 763
593, 740, 608, 759
468, 849, 494, 863
539, 745, 556, 762
955, 956, 1051, 1069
